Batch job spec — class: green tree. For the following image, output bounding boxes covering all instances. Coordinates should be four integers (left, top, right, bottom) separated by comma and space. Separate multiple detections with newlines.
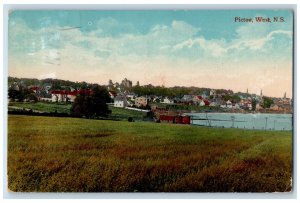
8, 86, 36, 102
262, 97, 274, 109
251, 99, 257, 111
25, 93, 38, 102
71, 85, 111, 118
8, 88, 23, 101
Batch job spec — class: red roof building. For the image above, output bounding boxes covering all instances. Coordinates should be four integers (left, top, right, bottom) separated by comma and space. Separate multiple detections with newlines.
50, 89, 91, 102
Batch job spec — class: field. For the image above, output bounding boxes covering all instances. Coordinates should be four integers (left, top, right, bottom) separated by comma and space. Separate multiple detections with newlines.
8, 102, 147, 121
8, 115, 292, 192
8, 102, 72, 114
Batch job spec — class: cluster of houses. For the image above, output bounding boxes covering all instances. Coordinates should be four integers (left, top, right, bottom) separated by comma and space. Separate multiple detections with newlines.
9, 81, 292, 113
111, 91, 148, 108
111, 89, 244, 110
268, 97, 293, 113
28, 86, 83, 103
111, 89, 292, 113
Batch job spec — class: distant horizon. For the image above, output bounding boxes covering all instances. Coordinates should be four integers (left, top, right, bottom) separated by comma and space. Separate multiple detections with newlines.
8, 75, 291, 99
8, 10, 293, 98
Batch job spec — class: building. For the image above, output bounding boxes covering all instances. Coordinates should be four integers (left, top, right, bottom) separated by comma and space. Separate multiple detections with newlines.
199, 100, 205, 106
226, 100, 233, 108
51, 89, 91, 103
51, 90, 76, 102
29, 86, 40, 94
125, 93, 136, 100
192, 95, 203, 104
209, 89, 216, 98
135, 96, 148, 107
269, 104, 282, 111
108, 91, 117, 99
232, 103, 240, 109
182, 95, 194, 103
203, 99, 210, 106
161, 97, 174, 104
114, 95, 128, 108
121, 78, 132, 89
256, 103, 263, 111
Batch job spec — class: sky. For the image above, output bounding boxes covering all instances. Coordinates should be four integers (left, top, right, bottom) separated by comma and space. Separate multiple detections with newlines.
8, 10, 293, 98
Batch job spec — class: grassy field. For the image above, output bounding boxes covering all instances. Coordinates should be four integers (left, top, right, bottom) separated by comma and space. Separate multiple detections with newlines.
108, 106, 147, 121
8, 115, 292, 192
9, 102, 72, 114
8, 102, 147, 121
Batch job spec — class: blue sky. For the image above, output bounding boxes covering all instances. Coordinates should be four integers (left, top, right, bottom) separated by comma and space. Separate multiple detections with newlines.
8, 10, 293, 97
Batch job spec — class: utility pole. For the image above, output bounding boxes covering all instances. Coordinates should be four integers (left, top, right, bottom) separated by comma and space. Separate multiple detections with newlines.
265, 117, 268, 130
231, 116, 235, 128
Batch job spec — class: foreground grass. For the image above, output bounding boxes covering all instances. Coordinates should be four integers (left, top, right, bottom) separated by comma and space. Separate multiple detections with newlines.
8, 115, 292, 192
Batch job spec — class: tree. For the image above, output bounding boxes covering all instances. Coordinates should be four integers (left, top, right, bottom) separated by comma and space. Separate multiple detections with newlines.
251, 99, 257, 111
262, 97, 274, 109
8, 88, 23, 101
71, 85, 111, 118
25, 93, 38, 102
8, 86, 36, 102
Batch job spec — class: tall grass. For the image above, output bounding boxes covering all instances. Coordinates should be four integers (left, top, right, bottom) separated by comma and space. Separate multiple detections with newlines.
8, 115, 292, 192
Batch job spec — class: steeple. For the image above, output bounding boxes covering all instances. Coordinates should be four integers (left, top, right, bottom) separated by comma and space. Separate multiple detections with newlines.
284, 92, 286, 99
246, 88, 248, 94
260, 89, 263, 97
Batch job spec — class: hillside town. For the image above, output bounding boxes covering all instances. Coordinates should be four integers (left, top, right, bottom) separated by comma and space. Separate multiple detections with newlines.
8, 77, 293, 115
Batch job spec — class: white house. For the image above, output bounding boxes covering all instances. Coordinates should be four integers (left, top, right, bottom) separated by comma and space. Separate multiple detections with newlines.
199, 100, 206, 106
209, 89, 216, 98
51, 90, 90, 103
192, 96, 203, 104
226, 100, 233, 108
114, 96, 128, 108
161, 97, 174, 104
232, 103, 240, 109
51, 90, 77, 103
209, 102, 216, 107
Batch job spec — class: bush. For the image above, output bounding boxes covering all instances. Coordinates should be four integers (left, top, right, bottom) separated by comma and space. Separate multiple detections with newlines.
128, 117, 134, 122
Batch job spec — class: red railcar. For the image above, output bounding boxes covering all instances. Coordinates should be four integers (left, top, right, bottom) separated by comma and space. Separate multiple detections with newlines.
182, 115, 191, 124
159, 115, 175, 123
159, 114, 190, 125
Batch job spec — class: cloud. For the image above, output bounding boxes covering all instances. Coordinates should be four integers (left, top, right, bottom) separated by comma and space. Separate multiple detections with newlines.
8, 15, 293, 97
171, 27, 292, 61
10, 15, 292, 64
172, 38, 227, 57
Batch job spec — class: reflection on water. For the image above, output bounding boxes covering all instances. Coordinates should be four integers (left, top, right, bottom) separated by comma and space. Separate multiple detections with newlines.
187, 113, 293, 131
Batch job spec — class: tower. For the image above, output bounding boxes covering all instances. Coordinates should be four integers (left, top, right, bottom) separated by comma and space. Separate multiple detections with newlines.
260, 89, 263, 98
284, 92, 286, 99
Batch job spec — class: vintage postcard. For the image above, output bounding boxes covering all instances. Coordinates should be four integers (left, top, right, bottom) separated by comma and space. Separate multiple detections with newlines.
7, 9, 293, 193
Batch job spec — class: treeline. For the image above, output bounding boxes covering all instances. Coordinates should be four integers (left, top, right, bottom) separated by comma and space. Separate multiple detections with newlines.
132, 86, 233, 98
8, 76, 236, 97
8, 77, 96, 90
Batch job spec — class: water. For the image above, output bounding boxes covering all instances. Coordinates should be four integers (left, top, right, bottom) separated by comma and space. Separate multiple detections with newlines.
186, 113, 293, 131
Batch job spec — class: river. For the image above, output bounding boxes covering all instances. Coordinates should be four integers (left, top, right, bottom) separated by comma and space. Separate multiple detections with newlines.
186, 113, 293, 131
